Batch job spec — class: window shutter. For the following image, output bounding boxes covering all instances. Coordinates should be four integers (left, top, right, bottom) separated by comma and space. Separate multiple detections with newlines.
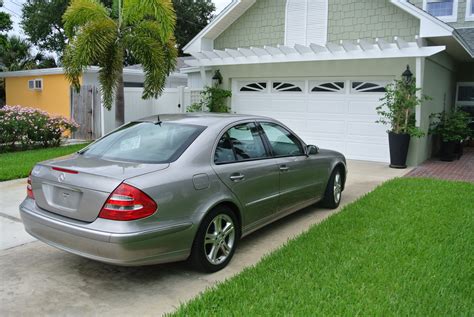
285, 0, 307, 46
306, 0, 328, 45
285, 0, 328, 46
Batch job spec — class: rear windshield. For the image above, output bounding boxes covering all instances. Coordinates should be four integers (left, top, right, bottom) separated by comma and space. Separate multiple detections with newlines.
80, 122, 206, 164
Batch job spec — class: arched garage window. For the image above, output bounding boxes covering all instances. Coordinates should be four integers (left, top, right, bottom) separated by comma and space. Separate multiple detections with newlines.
272, 81, 304, 93
310, 81, 345, 93
351, 81, 387, 93
239, 82, 267, 92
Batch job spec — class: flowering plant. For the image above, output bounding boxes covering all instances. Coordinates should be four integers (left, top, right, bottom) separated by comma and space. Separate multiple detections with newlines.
0, 105, 79, 151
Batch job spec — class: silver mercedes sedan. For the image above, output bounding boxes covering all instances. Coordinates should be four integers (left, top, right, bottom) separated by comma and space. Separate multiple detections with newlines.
20, 114, 347, 272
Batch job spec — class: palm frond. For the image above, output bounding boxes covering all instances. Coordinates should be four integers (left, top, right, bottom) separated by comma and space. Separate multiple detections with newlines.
123, 0, 176, 42
97, 45, 123, 110
123, 27, 176, 99
63, 19, 117, 93
63, 0, 112, 38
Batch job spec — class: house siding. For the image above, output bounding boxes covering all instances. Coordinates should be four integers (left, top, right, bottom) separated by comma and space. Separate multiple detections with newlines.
214, 0, 286, 50
411, 0, 474, 28
327, 0, 420, 43
5, 74, 71, 118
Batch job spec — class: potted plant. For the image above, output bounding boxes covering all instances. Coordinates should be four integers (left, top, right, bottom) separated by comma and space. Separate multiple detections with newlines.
376, 66, 429, 168
429, 110, 471, 161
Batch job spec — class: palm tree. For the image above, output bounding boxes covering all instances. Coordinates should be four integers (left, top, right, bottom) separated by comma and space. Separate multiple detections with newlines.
62, 0, 178, 126
0, 36, 38, 71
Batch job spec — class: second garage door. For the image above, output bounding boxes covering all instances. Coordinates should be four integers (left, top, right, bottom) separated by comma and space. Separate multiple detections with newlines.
231, 78, 391, 163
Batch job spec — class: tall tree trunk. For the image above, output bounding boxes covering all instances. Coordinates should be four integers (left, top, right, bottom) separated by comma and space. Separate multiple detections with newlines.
115, 68, 125, 127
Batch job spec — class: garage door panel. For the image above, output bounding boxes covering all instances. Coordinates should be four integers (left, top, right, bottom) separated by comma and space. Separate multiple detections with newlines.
348, 101, 380, 115
347, 121, 387, 137
346, 142, 389, 162
272, 99, 306, 112
306, 119, 346, 134
307, 100, 346, 114
232, 78, 389, 162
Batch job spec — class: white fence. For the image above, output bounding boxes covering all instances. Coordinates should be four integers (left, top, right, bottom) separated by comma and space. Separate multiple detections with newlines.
101, 87, 201, 135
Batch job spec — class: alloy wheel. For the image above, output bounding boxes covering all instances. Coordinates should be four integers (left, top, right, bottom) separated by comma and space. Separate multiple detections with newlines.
204, 214, 236, 265
333, 172, 342, 204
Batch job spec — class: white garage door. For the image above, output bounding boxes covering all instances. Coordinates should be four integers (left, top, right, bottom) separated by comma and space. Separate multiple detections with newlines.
231, 78, 390, 162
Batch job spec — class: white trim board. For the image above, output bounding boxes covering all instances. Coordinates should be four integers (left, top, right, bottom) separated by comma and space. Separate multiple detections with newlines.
186, 41, 446, 67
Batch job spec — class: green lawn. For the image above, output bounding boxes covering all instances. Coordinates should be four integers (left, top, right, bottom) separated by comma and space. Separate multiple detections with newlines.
0, 143, 89, 181
172, 178, 474, 316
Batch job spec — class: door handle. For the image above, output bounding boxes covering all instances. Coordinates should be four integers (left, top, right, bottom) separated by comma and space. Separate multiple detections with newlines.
229, 174, 245, 182
279, 165, 289, 172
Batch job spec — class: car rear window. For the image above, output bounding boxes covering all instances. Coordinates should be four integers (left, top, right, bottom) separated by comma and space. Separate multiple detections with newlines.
80, 122, 206, 164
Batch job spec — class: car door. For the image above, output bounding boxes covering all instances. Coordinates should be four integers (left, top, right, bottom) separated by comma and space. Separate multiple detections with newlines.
212, 122, 280, 228
258, 121, 323, 214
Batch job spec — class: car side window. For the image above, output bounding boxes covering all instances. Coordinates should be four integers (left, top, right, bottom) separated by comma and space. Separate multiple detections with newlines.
259, 122, 304, 157
214, 123, 267, 164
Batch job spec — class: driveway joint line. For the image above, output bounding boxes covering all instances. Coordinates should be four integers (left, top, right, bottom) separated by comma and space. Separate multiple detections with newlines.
0, 212, 22, 223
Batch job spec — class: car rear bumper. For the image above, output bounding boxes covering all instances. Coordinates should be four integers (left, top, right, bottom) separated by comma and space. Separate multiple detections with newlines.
19, 199, 195, 266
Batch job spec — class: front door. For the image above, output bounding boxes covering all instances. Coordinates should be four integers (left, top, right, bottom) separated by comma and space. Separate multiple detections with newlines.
212, 122, 279, 229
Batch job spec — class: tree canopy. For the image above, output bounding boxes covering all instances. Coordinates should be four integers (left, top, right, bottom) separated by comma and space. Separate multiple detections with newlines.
21, 0, 113, 55
62, 0, 178, 125
21, 0, 214, 57
172, 0, 215, 55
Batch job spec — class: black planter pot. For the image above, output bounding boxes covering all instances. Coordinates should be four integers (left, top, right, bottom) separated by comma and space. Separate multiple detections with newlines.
388, 132, 410, 169
440, 140, 457, 161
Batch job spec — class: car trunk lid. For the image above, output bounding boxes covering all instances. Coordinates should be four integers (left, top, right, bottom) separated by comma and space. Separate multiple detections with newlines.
31, 154, 168, 222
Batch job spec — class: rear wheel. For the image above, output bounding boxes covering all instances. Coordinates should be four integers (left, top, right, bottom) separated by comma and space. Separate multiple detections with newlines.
190, 206, 239, 272
322, 168, 343, 209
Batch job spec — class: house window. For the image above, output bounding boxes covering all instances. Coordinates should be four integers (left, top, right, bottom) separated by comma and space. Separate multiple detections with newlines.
310, 81, 345, 93
351, 81, 387, 93
272, 82, 304, 93
423, 0, 458, 22
28, 79, 43, 91
456, 82, 474, 106
239, 82, 267, 93
466, 0, 474, 21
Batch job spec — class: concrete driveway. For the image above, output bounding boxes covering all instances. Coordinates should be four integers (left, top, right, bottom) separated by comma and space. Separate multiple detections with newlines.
0, 160, 409, 316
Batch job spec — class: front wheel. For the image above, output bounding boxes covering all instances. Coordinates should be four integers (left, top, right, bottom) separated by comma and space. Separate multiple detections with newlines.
190, 206, 239, 272
322, 168, 343, 209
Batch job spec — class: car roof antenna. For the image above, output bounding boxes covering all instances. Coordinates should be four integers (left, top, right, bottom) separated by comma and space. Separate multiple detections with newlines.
155, 115, 162, 126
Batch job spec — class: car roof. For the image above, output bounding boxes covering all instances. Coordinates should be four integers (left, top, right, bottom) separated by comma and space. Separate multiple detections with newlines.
136, 113, 273, 127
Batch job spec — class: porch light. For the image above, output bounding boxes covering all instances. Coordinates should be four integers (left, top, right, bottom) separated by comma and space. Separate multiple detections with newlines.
402, 65, 413, 83
212, 69, 223, 86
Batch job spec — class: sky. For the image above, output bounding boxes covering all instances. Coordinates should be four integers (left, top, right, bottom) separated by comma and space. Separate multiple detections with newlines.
1, 0, 233, 36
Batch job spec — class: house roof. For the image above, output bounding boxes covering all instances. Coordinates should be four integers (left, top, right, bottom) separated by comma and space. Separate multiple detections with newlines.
454, 28, 474, 56
185, 38, 446, 67
0, 66, 145, 78
183, 0, 256, 53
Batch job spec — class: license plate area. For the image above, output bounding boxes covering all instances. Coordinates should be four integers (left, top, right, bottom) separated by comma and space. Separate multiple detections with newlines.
42, 183, 83, 211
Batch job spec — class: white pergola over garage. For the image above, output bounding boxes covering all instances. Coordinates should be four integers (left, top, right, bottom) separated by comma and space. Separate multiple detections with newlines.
185, 37, 445, 67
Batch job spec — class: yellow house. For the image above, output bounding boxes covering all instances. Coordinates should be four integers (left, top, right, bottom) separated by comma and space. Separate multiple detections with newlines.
1, 67, 150, 119
3, 68, 73, 118
1, 66, 188, 138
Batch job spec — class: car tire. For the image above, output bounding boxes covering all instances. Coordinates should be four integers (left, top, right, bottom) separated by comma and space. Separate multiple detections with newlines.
322, 168, 343, 209
190, 206, 240, 273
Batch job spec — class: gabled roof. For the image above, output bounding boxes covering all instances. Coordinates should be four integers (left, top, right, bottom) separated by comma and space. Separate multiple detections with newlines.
183, 0, 256, 53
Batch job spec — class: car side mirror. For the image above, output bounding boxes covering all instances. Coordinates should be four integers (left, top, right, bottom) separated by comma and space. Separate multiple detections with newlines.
305, 145, 319, 156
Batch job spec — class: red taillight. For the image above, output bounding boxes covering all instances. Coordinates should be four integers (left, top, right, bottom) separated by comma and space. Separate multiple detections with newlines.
27, 171, 34, 199
99, 183, 157, 221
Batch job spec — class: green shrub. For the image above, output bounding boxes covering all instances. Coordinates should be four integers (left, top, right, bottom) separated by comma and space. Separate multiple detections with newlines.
187, 86, 232, 113
0, 105, 79, 152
